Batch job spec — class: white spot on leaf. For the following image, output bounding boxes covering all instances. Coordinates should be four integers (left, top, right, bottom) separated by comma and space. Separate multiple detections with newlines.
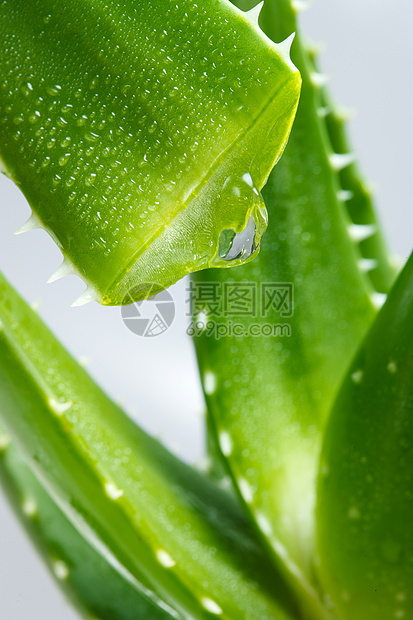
351, 370, 364, 384
387, 361, 398, 374
49, 398, 73, 415
238, 477, 253, 503
218, 430, 232, 456
204, 372, 217, 395
201, 598, 223, 615
104, 482, 124, 500
156, 549, 176, 568
53, 560, 69, 580
23, 499, 37, 517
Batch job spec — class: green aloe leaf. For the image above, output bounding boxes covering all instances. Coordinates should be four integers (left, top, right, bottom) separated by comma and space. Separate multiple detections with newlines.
0, 0, 300, 305
0, 271, 298, 620
306, 45, 398, 294
316, 249, 413, 620
0, 422, 175, 620
193, 0, 381, 615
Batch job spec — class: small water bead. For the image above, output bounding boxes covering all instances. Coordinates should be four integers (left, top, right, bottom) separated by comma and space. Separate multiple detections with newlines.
46, 84, 62, 96
59, 153, 71, 167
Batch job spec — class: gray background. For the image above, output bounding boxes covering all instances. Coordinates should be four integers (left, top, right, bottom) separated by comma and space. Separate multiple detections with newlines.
0, 0, 412, 617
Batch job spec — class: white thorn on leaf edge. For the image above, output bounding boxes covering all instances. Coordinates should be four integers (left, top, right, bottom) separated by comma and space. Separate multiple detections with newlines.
306, 40, 326, 57
71, 287, 99, 307
200, 598, 223, 616
335, 106, 356, 122
371, 292, 387, 309
337, 190, 354, 202
30, 298, 43, 312
329, 152, 356, 171
275, 33, 297, 72
105, 482, 124, 500
244, 1, 264, 27
48, 256, 77, 283
49, 398, 73, 416
317, 106, 330, 118
358, 258, 379, 273
79, 355, 92, 367
15, 212, 42, 235
348, 224, 377, 243
23, 499, 37, 517
156, 549, 176, 569
53, 560, 69, 580
292, 0, 310, 13
310, 72, 329, 88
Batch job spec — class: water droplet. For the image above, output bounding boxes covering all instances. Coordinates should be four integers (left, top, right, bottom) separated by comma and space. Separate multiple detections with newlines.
212, 173, 267, 265
59, 153, 71, 167
46, 84, 62, 96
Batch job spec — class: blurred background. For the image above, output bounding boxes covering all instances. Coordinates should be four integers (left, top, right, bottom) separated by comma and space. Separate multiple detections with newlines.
0, 0, 412, 616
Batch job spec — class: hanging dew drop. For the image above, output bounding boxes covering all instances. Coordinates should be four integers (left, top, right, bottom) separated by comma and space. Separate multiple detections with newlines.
219, 214, 257, 261
212, 173, 268, 266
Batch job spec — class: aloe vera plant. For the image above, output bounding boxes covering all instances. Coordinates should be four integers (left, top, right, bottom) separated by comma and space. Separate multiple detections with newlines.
0, 1, 411, 619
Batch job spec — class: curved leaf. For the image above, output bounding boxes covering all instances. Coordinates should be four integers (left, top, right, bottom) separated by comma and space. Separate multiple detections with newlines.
0, 271, 298, 620
0, 423, 175, 620
316, 249, 413, 620
306, 45, 397, 294
0, 0, 300, 304
193, 0, 376, 615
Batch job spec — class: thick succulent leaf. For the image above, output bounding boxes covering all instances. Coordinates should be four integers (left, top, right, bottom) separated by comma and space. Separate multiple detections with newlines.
306, 45, 398, 294
316, 249, 413, 620
0, 0, 300, 305
0, 271, 299, 620
0, 422, 175, 620
193, 0, 376, 614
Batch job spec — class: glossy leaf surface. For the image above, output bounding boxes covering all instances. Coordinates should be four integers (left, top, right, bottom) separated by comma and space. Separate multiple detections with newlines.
0, 0, 300, 304
193, 1, 378, 615
0, 422, 175, 620
0, 270, 298, 620
316, 250, 413, 620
